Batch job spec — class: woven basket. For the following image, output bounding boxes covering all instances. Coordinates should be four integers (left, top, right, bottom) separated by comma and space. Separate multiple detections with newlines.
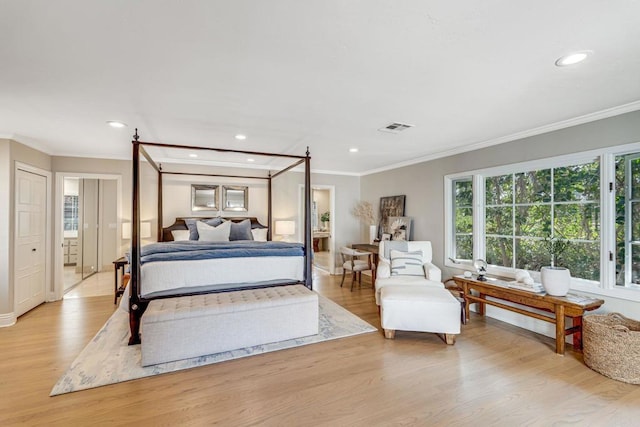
583, 313, 640, 384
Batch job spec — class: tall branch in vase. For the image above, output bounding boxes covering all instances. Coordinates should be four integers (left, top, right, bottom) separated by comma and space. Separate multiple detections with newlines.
352, 201, 377, 244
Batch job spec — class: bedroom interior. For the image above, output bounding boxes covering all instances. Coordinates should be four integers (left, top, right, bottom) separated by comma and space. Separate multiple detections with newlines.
2, 1, 640, 424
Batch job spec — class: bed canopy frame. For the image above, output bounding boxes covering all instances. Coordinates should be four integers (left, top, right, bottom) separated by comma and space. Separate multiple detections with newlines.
128, 129, 313, 344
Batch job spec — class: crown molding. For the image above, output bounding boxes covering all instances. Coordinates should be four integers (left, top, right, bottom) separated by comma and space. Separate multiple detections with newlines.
5, 134, 54, 155
362, 100, 640, 176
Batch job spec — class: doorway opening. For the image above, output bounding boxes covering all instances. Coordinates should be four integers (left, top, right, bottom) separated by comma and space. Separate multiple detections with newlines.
62, 177, 101, 292
299, 185, 335, 274
54, 173, 121, 301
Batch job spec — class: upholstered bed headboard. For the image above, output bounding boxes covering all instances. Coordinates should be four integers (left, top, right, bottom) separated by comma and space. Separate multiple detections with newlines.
161, 217, 267, 242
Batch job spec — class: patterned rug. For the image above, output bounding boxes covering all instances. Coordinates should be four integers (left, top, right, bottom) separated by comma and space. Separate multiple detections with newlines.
51, 295, 377, 396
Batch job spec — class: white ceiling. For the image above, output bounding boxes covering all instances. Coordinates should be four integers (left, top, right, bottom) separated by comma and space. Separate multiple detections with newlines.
2, 1, 640, 175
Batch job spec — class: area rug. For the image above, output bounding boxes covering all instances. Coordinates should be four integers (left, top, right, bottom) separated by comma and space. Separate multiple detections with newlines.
51, 295, 376, 396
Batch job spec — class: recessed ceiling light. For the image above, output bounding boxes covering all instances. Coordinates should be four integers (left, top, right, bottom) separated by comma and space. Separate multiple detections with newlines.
349, 148, 359, 153
107, 121, 127, 128
247, 158, 255, 162
189, 153, 198, 158
235, 134, 247, 140
555, 51, 590, 67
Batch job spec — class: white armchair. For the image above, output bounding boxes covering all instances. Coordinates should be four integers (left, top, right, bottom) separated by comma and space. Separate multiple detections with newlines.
375, 241, 444, 305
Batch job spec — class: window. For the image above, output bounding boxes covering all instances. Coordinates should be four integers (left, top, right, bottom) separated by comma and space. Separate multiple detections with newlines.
615, 153, 640, 286
452, 178, 473, 260
446, 143, 640, 297
63, 195, 78, 231
484, 161, 600, 281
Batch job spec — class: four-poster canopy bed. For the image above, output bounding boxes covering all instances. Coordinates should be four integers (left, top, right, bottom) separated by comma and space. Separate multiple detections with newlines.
128, 130, 313, 345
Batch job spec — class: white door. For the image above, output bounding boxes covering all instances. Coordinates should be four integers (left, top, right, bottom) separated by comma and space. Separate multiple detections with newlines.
15, 169, 47, 316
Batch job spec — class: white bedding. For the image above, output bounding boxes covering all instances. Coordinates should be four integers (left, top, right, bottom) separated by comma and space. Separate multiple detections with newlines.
139, 255, 305, 298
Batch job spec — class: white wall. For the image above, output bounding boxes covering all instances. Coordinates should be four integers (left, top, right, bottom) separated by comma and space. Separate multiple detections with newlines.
53, 157, 130, 256
162, 173, 269, 227
272, 171, 361, 269
0, 140, 11, 323
63, 177, 79, 196
100, 179, 118, 270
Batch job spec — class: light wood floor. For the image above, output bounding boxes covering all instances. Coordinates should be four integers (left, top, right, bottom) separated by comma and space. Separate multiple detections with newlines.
1, 270, 639, 426
64, 271, 113, 299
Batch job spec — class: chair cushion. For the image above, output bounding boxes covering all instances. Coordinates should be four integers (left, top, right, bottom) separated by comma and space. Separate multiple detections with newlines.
380, 285, 461, 335
343, 259, 370, 272
374, 276, 445, 306
390, 250, 424, 277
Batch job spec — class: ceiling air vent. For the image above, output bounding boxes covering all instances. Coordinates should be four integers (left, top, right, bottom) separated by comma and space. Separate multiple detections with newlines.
378, 122, 414, 133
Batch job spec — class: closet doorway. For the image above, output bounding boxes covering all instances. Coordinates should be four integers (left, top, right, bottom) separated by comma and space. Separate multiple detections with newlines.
55, 173, 121, 299
14, 163, 51, 317
62, 178, 100, 291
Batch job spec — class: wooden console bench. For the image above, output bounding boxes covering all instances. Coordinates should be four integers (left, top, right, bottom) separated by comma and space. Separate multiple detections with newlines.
453, 275, 604, 355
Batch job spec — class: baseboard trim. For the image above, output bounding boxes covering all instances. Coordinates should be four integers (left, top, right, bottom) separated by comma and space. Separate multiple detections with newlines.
0, 311, 17, 328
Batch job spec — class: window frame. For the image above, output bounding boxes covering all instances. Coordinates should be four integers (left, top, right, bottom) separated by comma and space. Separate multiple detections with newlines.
449, 176, 474, 263
444, 141, 640, 302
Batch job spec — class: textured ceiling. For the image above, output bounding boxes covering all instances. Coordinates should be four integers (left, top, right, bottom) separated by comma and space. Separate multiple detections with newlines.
1, 1, 640, 175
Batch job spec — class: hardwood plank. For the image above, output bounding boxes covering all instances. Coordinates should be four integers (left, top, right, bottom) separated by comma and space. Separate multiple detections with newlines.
0, 271, 639, 426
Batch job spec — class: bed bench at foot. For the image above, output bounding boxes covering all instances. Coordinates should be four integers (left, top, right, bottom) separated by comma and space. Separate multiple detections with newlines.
140, 285, 319, 366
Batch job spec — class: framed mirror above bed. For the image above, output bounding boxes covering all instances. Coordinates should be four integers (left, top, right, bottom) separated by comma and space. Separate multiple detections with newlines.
191, 184, 219, 211
222, 185, 248, 211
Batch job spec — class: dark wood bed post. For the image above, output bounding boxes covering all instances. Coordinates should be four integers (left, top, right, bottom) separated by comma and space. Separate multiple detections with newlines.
157, 165, 163, 241
304, 147, 312, 289
128, 130, 147, 345
267, 172, 272, 241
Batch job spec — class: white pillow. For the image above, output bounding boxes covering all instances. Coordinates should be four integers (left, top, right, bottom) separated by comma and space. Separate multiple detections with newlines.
251, 228, 268, 242
171, 229, 191, 241
197, 220, 231, 242
390, 249, 424, 276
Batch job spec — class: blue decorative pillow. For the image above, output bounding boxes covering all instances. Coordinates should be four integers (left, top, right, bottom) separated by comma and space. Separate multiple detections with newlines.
184, 217, 223, 240
228, 219, 253, 241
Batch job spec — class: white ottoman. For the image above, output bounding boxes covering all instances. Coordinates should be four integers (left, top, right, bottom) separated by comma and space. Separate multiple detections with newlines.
141, 285, 318, 366
380, 285, 461, 345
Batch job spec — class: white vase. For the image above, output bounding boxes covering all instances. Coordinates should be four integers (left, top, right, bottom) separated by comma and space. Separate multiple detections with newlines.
369, 225, 377, 244
541, 266, 571, 296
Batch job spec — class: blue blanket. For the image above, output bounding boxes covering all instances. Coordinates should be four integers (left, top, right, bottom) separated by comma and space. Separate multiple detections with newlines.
139, 241, 305, 265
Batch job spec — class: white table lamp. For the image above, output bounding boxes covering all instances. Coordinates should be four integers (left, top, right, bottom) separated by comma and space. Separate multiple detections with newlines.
275, 220, 295, 241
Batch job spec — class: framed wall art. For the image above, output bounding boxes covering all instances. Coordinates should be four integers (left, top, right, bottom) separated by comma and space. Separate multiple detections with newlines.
191, 184, 219, 211
222, 185, 248, 211
378, 195, 405, 239
388, 216, 412, 241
